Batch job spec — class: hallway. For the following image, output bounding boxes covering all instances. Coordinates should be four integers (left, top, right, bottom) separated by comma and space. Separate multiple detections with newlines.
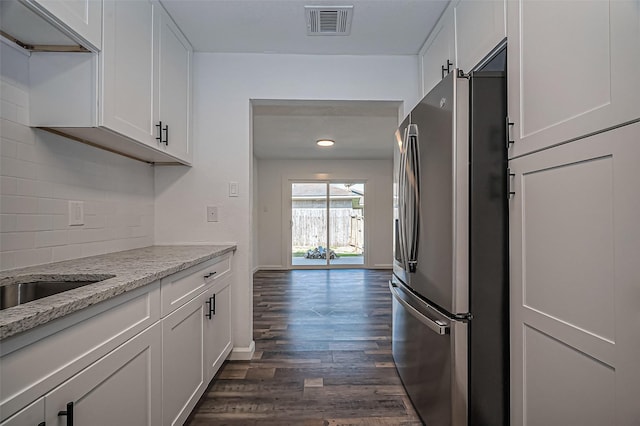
186, 269, 422, 425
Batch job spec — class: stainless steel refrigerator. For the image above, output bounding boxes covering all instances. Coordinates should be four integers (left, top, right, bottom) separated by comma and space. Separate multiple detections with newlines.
391, 49, 508, 425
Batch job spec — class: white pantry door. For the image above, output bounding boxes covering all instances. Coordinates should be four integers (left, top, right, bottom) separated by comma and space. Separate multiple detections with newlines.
509, 122, 640, 425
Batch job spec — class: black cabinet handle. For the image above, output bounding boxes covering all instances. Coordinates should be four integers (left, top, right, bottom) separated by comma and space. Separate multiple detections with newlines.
156, 121, 163, 143
506, 117, 515, 149
163, 124, 169, 146
441, 59, 453, 79
205, 294, 216, 319
38, 423, 46, 426
507, 168, 516, 199
205, 297, 212, 319
204, 271, 217, 279
58, 402, 73, 426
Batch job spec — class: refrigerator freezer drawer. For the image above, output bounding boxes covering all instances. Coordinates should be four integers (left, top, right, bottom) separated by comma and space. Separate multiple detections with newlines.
390, 280, 468, 426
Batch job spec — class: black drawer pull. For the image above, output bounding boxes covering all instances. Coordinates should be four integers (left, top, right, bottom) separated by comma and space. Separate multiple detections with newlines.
204, 271, 217, 279
58, 401, 73, 426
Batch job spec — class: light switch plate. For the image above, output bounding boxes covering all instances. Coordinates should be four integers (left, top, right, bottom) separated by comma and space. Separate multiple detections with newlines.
68, 201, 84, 226
207, 206, 219, 222
229, 182, 239, 197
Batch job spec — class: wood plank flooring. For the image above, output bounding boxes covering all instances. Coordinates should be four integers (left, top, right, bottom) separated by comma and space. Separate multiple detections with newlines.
186, 269, 422, 425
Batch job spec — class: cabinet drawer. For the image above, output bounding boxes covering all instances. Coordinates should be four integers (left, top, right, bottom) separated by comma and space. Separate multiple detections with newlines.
0, 282, 160, 422
160, 253, 231, 316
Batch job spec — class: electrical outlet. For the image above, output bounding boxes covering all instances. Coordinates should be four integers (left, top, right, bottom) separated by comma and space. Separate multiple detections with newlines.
207, 206, 219, 222
68, 201, 84, 226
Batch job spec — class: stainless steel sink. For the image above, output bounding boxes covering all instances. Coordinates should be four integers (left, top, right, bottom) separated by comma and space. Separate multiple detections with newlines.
0, 275, 115, 311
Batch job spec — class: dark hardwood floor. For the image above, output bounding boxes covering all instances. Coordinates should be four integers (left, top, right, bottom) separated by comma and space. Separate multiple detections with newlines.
186, 269, 422, 425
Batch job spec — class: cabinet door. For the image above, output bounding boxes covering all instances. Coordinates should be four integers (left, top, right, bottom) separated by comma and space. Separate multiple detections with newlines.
509, 123, 640, 424
101, 0, 155, 146
507, 0, 640, 158
454, 0, 505, 71
45, 323, 162, 426
155, 5, 192, 163
204, 279, 233, 382
419, 6, 455, 97
162, 292, 206, 426
27, 0, 102, 50
0, 398, 44, 426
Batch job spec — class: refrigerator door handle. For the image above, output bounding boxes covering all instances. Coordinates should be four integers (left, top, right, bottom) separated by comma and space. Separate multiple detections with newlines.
389, 281, 449, 335
397, 127, 409, 271
404, 124, 420, 272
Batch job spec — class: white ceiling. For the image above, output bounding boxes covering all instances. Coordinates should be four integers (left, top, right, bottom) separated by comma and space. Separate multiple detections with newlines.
160, 0, 448, 55
160, 1, 444, 160
252, 100, 401, 160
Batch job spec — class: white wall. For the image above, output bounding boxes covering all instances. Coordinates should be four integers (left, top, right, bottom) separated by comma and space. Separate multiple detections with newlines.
154, 52, 419, 357
256, 158, 393, 269
0, 44, 155, 271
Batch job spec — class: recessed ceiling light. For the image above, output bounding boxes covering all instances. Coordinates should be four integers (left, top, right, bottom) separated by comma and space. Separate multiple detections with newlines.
316, 139, 335, 147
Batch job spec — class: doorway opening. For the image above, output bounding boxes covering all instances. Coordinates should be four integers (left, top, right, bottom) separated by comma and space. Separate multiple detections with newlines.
291, 181, 365, 268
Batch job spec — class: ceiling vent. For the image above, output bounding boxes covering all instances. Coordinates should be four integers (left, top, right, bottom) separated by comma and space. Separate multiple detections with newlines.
305, 6, 353, 36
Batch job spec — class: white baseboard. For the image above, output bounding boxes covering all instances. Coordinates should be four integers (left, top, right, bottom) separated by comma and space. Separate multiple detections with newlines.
229, 340, 256, 360
255, 265, 288, 271
372, 264, 393, 269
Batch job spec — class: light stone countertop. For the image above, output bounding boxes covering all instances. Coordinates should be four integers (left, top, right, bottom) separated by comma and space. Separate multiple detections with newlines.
0, 245, 236, 341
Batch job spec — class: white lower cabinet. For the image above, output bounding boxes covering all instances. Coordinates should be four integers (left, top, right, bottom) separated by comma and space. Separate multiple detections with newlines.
162, 292, 207, 426
0, 398, 44, 426
162, 265, 233, 425
0, 283, 161, 423
204, 277, 233, 382
0, 252, 234, 426
46, 323, 162, 426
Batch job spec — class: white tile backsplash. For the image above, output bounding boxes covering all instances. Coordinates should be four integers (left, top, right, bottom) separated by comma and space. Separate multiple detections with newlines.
0, 42, 155, 271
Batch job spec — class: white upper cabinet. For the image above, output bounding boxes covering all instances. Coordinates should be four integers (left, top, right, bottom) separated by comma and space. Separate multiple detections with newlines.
507, 0, 640, 158
419, 6, 455, 97
419, 0, 507, 98
0, 0, 102, 52
154, 5, 192, 163
101, 0, 155, 147
454, 0, 506, 72
28, 0, 193, 165
26, 0, 103, 51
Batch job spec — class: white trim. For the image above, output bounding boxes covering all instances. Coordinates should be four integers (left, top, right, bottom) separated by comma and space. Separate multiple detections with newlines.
256, 265, 288, 271
229, 341, 256, 361
372, 264, 393, 269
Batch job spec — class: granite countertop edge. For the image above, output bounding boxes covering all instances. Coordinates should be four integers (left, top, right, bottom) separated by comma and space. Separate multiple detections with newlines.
0, 244, 237, 341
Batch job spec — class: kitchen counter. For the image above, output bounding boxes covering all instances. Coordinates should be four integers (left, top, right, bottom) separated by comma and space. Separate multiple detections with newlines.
0, 245, 236, 340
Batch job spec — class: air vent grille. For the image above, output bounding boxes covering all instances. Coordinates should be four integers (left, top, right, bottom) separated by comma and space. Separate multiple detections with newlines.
305, 6, 353, 36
